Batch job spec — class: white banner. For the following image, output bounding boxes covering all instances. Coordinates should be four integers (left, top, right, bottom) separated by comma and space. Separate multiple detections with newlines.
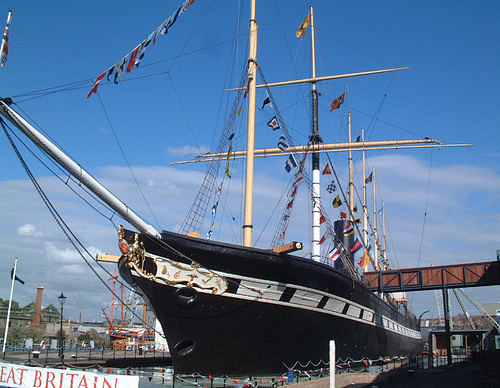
0, 363, 139, 388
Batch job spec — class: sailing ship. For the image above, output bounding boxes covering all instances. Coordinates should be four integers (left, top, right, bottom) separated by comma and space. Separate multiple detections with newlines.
2, 0, 473, 376
102, 277, 155, 351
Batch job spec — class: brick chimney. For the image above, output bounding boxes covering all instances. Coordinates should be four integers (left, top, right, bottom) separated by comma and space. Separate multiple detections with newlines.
32, 286, 44, 329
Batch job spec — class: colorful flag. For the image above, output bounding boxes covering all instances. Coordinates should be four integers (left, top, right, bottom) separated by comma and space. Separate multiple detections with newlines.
286, 198, 294, 209
261, 95, 271, 109
350, 238, 363, 254
319, 213, 326, 224
114, 55, 129, 84
343, 222, 355, 237
86, 70, 107, 99
134, 33, 154, 68
322, 163, 332, 175
353, 205, 358, 213
326, 181, 336, 193
87, 0, 194, 97
106, 63, 117, 82
296, 12, 311, 38
278, 135, 289, 151
355, 135, 361, 142
333, 194, 342, 208
358, 251, 372, 269
237, 103, 243, 116
329, 243, 344, 261
292, 176, 303, 187
340, 211, 347, 219
244, 77, 252, 98
267, 116, 280, 130
365, 172, 373, 184
318, 235, 326, 245
295, 157, 306, 177
330, 92, 345, 111
355, 218, 362, 224
127, 45, 140, 73
0, 10, 12, 67
285, 154, 298, 173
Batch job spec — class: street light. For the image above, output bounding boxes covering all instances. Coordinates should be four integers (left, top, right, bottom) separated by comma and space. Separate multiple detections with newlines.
58, 292, 67, 364
419, 309, 430, 329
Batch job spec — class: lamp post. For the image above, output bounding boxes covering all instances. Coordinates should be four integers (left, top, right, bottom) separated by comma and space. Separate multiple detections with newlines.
418, 310, 430, 329
58, 292, 67, 364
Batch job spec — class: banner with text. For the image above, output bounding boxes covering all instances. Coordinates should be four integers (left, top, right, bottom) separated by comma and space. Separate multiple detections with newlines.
0, 363, 139, 388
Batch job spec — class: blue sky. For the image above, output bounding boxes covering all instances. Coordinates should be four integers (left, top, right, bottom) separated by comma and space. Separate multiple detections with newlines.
0, 0, 499, 329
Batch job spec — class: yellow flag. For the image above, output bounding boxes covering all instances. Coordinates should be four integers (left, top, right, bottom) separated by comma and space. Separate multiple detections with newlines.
225, 143, 233, 178
332, 194, 342, 208
358, 251, 372, 269
296, 12, 311, 38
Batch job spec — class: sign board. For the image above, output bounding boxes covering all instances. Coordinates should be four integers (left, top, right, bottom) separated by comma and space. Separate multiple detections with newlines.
0, 363, 139, 388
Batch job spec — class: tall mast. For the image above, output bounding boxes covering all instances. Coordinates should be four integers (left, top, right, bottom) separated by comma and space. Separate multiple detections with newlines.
310, 6, 321, 262
382, 200, 387, 270
348, 97, 354, 220
362, 128, 369, 271
372, 166, 379, 270
243, 0, 258, 247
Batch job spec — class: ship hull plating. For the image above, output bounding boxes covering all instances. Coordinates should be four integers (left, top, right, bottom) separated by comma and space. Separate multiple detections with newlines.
119, 229, 422, 375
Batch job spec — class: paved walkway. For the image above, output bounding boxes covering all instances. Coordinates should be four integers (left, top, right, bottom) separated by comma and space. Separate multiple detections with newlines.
288, 362, 499, 388
362, 362, 497, 388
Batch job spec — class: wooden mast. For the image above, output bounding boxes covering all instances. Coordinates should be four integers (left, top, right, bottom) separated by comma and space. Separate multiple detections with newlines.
243, 0, 258, 247
179, 138, 467, 163
362, 128, 370, 271
348, 94, 354, 222
372, 166, 379, 270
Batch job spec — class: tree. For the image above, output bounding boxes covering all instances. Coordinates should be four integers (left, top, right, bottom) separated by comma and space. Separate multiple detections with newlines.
77, 329, 108, 347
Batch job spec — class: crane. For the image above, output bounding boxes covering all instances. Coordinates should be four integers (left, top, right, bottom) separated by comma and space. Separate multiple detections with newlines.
452, 289, 476, 329
456, 288, 500, 332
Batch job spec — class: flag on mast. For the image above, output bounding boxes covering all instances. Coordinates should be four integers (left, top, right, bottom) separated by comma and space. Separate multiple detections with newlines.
11, 266, 24, 284
330, 92, 346, 111
296, 12, 311, 38
0, 10, 12, 67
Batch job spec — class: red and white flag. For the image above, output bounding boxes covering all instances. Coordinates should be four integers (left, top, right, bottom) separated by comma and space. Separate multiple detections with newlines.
0, 10, 12, 67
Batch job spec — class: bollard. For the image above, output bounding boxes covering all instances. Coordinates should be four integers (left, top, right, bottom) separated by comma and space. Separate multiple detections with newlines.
329, 340, 335, 388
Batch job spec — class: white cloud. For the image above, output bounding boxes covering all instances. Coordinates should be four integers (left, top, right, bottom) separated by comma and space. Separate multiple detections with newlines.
18, 224, 44, 238
166, 144, 210, 157
1, 153, 499, 323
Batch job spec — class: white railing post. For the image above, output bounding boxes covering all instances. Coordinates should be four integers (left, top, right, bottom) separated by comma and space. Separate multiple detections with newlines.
329, 340, 335, 388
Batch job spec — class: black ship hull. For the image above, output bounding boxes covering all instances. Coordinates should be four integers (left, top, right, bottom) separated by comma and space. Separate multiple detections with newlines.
119, 229, 422, 375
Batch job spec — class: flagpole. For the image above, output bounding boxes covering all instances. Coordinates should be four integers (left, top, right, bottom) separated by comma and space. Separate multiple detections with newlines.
2, 258, 17, 356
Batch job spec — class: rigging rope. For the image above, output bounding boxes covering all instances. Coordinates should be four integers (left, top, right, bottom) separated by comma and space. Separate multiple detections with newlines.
0, 117, 161, 336
96, 93, 162, 231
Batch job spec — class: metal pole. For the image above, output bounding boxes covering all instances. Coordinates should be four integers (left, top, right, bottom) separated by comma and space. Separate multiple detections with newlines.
3, 258, 18, 356
60, 303, 64, 363
329, 340, 335, 388
58, 292, 66, 364
442, 288, 452, 365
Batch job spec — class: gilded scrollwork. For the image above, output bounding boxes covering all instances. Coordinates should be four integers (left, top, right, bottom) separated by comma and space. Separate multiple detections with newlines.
118, 225, 145, 271
154, 258, 228, 295
117, 225, 227, 295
